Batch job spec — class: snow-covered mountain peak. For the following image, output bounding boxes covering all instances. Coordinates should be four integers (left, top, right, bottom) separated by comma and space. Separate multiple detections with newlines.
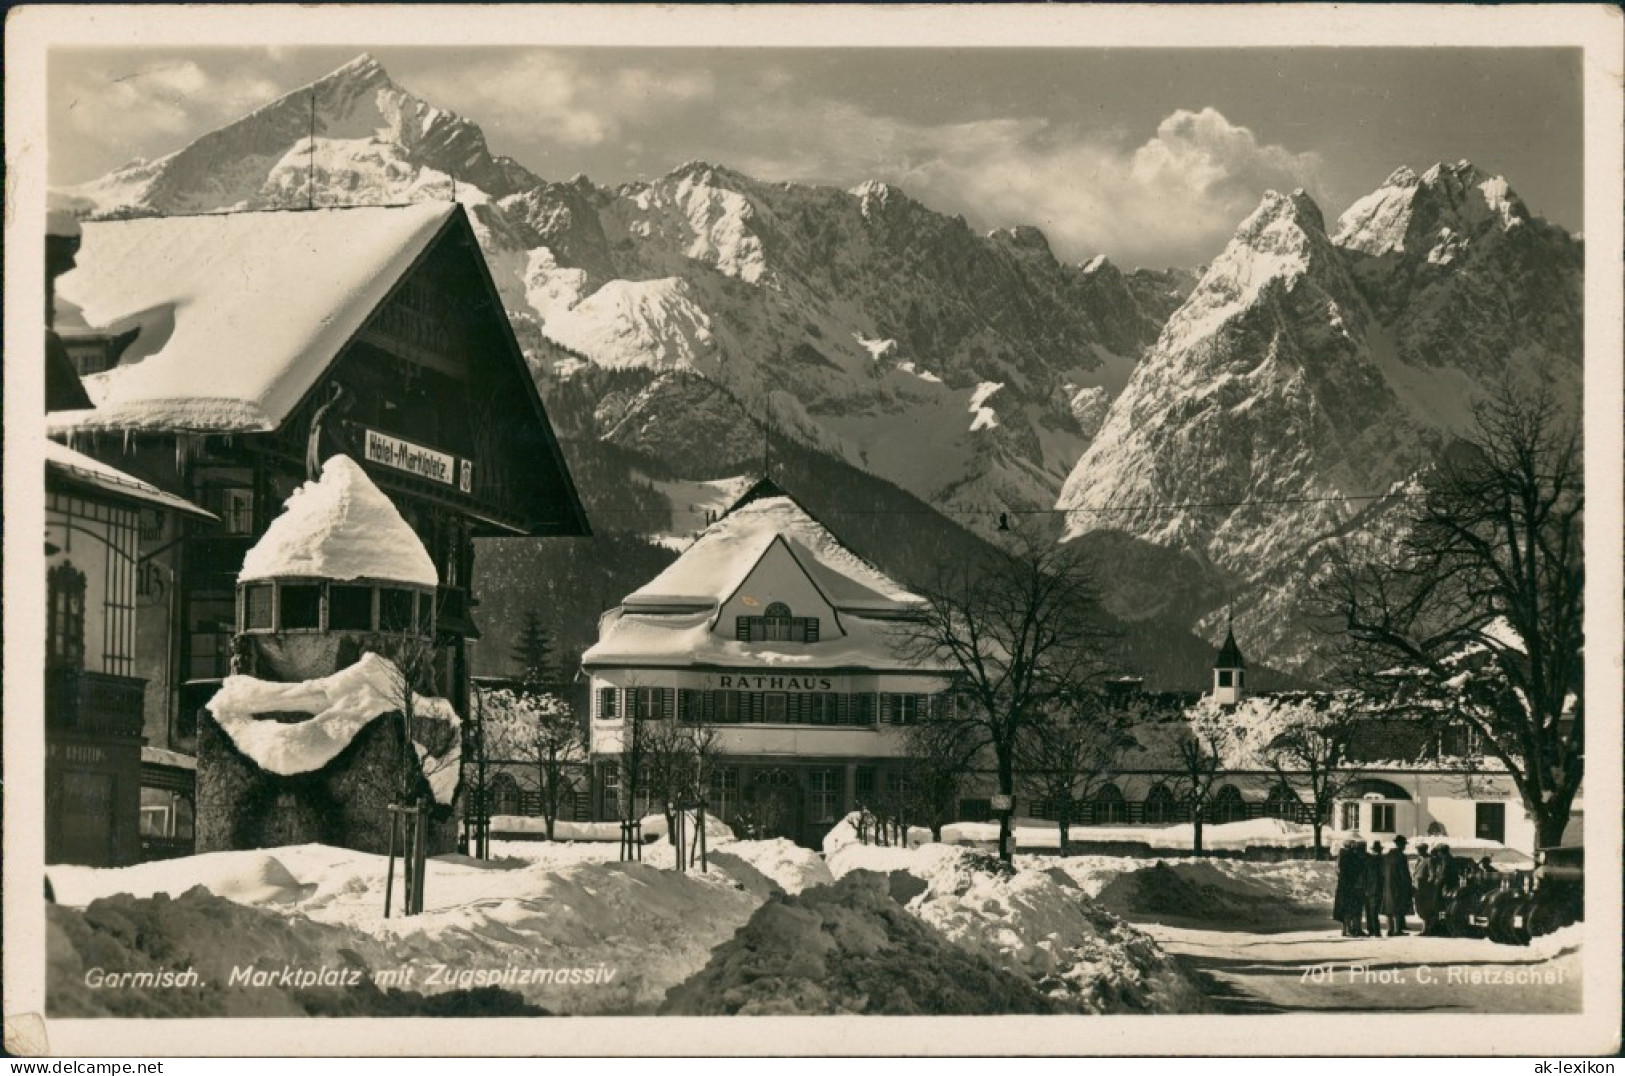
1333, 159, 1529, 257
1238, 188, 1327, 243
1152, 187, 1346, 354
327, 52, 387, 83
851, 179, 902, 219
62, 54, 540, 216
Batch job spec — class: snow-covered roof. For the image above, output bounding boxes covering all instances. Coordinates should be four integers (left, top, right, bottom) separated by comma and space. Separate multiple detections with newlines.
140, 746, 197, 771
239, 455, 436, 587
623, 491, 919, 613
207, 652, 460, 805
46, 203, 456, 434
45, 439, 214, 518
583, 607, 952, 671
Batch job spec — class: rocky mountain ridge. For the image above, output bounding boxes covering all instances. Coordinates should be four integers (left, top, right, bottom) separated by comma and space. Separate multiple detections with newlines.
58, 55, 1583, 676
63, 54, 1189, 534
1058, 163, 1582, 668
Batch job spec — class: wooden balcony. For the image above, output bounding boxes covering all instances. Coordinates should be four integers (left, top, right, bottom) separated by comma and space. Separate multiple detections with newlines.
46, 666, 147, 739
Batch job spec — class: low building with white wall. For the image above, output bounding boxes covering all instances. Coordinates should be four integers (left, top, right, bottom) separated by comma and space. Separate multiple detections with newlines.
581, 478, 955, 848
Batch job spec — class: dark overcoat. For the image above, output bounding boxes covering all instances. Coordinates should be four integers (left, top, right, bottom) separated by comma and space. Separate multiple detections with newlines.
1383, 847, 1415, 915
1413, 854, 1442, 922
1333, 845, 1366, 921
1363, 849, 1386, 908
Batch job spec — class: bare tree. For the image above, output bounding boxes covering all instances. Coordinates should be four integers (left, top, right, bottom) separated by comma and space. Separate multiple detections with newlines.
899, 702, 983, 842
900, 531, 1119, 862
1017, 690, 1132, 854
369, 628, 456, 915
1257, 694, 1365, 859
368, 628, 459, 809
1168, 724, 1223, 856
641, 718, 720, 864
1314, 382, 1583, 848
476, 685, 586, 841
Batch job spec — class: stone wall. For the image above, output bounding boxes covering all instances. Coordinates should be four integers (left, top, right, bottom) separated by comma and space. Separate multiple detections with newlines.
196, 709, 456, 855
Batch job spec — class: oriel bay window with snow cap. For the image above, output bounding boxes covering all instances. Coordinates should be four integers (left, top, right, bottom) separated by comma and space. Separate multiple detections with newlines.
195, 454, 464, 855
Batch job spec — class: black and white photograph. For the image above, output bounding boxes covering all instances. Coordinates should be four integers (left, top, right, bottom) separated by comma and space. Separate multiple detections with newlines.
4, 3, 1620, 1057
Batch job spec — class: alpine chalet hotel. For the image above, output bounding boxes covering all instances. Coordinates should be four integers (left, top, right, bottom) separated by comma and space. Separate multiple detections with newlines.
582, 479, 955, 848
47, 202, 588, 858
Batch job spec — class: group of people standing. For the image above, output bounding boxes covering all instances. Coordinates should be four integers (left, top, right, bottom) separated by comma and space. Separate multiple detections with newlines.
1333, 833, 1477, 937
1334, 833, 1416, 936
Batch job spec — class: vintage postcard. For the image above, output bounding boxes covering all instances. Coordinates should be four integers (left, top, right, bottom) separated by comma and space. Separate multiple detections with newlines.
4, 3, 1620, 1057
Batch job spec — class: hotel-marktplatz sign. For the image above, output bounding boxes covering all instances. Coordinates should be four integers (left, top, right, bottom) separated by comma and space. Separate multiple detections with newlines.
363, 427, 474, 494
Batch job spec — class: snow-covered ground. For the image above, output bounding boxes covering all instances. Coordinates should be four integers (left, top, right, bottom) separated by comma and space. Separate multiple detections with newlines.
48, 812, 1573, 1017
50, 838, 768, 1015
823, 815, 1579, 1015
820, 815, 1208, 1012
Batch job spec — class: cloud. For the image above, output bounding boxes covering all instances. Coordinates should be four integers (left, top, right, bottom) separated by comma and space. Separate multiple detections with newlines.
407, 52, 715, 149
57, 60, 280, 169
728, 101, 1322, 266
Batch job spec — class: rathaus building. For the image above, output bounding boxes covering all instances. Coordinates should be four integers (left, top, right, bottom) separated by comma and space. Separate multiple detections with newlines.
581, 478, 955, 848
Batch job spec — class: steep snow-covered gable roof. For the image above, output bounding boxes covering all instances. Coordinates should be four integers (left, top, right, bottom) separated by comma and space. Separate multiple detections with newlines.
239, 455, 436, 586
623, 492, 918, 612
47, 203, 456, 433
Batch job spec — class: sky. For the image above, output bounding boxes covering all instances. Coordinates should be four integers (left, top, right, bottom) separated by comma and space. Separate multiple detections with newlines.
48, 46, 1583, 268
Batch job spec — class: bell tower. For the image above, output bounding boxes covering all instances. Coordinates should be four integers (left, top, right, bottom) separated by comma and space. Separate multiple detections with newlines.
1212, 612, 1246, 705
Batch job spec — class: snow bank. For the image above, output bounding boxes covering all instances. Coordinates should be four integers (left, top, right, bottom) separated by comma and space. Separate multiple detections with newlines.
660, 872, 1061, 1015
49, 842, 768, 1015
711, 838, 833, 894
239, 455, 436, 586
207, 652, 459, 804
905, 851, 1209, 1013
1094, 860, 1330, 929
639, 809, 736, 844
50, 849, 323, 909
820, 819, 1207, 1014
822, 814, 949, 879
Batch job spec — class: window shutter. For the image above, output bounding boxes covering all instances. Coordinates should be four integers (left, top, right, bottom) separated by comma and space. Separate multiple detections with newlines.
662, 688, 676, 721
804, 618, 820, 643
736, 617, 751, 642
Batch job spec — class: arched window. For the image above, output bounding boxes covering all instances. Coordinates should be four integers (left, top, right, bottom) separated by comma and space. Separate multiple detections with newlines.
1264, 783, 1302, 822
762, 602, 793, 641
1210, 784, 1246, 825
754, 767, 796, 788
488, 773, 521, 817
1143, 783, 1176, 825
1092, 783, 1126, 825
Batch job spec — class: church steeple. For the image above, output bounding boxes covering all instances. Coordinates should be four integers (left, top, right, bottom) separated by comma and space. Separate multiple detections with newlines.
1212, 611, 1246, 704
